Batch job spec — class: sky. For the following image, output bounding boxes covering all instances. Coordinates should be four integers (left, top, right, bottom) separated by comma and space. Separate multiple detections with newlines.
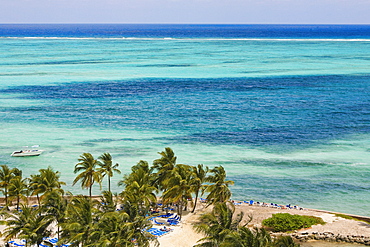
1, 0, 370, 24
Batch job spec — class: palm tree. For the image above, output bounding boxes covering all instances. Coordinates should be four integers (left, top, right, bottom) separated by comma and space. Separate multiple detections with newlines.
39, 166, 65, 193
98, 153, 121, 193
152, 147, 177, 170
205, 166, 234, 206
73, 153, 102, 198
99, 190, 117, 213
119, 160, 157, 216
8, 176, 28, 210
29, 173, 43, 206
0, 165, 21, 208
224, 226, 272, 247
152, 147, 177, 191
31, 166, 65, 206
2, 204, 53, 247
60, 195, 97, 246
190, 164, 208, 213
272, 235, 300, 247
162, 164, 193, 218
193, 202, 242, 246
90, 208, 153, 247
41, 190, 68, 239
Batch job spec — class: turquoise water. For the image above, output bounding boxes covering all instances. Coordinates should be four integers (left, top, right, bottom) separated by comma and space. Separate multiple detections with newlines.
0, 25, 370, 216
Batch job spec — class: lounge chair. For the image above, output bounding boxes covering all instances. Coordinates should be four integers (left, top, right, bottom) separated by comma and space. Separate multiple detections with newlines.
154, 219, 164, 225
168, 221, 179, 226
168, 215, 180, 221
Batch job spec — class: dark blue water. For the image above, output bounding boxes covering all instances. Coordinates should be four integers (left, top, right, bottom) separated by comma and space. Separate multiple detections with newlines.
1, 24, 370, 38
1, 75, 370, 150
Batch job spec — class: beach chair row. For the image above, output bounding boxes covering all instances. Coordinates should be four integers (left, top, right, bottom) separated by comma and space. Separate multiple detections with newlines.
240, 200, 304, 210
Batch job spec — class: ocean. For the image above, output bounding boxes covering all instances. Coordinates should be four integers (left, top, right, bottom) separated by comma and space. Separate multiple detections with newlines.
0, 24, 369, 216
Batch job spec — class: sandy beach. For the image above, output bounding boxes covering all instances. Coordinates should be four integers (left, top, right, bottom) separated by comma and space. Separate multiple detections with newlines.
153, 202, 370, 247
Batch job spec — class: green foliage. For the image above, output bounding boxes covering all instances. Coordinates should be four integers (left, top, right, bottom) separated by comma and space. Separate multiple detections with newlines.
194, 202, 245, 246
2, 204, 53, 246
273, 235, 300, 247
0, 148, 241, 246
204, 166, 234, 205
262, 213, 325, 232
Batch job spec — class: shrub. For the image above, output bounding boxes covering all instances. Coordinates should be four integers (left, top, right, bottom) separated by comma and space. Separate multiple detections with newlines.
262, 213, 325, 232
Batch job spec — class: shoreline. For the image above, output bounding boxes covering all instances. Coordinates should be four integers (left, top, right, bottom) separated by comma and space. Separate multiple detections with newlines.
2, 197, 370, 246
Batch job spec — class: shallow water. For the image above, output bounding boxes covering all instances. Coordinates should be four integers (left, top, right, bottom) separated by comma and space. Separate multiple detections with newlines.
0, 24, 369, 216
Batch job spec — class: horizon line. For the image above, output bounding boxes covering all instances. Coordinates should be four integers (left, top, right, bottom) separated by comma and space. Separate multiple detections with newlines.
1, 23, 370, 25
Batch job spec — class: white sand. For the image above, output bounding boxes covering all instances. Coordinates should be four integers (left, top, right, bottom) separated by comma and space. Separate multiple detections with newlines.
155, 203, 370, 247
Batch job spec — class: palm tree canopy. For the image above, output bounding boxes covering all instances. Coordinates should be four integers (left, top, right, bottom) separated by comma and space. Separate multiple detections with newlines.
73, 153, 102, 195
98, 152, 121, 192
205, 166, 234, 205
98, 153, 121, 178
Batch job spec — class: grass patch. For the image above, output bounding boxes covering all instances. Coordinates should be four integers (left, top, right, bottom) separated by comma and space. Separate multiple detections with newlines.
335, 213, 357, 220
262, 213, 325, 232
334, 213, 370, 224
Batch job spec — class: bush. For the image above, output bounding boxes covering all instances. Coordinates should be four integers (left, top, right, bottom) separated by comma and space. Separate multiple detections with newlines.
262, 213, 325, 232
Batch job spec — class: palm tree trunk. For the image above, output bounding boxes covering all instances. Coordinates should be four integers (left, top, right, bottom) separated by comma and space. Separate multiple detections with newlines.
89, 185, 92, 199
108, 176, 111, 193
191, 191, 199, 213
5, 188, 8, 205
37, 194, 40, 207
179, 200, 183, 220
5, 188, 9, 210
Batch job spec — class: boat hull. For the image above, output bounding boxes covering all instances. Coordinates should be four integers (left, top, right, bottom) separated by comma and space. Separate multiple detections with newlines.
11, 150, 44, 157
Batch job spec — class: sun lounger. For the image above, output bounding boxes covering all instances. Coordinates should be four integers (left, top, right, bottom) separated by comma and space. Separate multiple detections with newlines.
168, 215, 180, 221
160, 213, 173, 218
154, 219, 165, 225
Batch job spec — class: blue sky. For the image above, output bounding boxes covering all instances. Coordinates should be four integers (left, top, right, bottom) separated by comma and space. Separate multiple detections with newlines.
1, 0, 369, 24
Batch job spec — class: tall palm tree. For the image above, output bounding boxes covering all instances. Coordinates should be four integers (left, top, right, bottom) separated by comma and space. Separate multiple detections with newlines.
152, 147, 177, 170
162, 164, 193, 218
73, 153, 102, 198
98, 153, 121, 193
29, 173, 43, 206
119, 160, 157, 216
0, 165, 21, 208
152, 147, 177, 191
39, 166, 65, 193
8, 176, 28, 210
190, 164, 208, 213
205, 166, 234, 206
41, 190, 68, 239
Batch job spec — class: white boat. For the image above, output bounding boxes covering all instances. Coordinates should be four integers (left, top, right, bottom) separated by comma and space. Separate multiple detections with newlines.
11, 145, 44, 157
